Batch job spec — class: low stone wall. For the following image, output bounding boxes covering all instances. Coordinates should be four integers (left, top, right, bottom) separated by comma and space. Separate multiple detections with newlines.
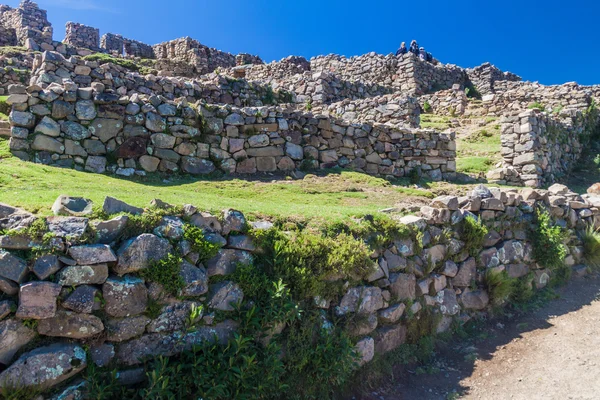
63, 22, 99, 50
7, 82, 455, 180
0, 23, 17, 46
0, 66, 28, 94
465, 62, 521, 96
100, 33, 154, 59
313, 94, 420, 128
0, 182, 596, 395
419, 87, 468, 116
488, 108, 598, 187
0, 0, 53, 48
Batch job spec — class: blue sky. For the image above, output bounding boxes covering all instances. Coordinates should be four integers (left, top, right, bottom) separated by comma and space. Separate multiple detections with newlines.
6, 0, 598, 85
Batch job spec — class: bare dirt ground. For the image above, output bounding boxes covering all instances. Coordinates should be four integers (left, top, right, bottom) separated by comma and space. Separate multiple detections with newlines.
357, 274, 600, 400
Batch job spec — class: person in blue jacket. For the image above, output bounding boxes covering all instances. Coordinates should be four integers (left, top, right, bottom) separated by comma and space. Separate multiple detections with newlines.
396, 42, 408, 56
409, 40, 419, 55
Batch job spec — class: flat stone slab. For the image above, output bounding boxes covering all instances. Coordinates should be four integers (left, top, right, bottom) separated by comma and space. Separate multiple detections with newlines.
16, 282, 62, 320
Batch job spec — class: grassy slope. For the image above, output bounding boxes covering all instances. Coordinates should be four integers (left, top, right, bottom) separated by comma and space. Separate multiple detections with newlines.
456, 128, 501, 174
0, 138, 436, 220
0, 96, 8, 120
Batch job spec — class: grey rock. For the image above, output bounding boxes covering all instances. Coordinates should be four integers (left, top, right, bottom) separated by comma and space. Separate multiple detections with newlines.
452, 257, 476, 287
145, 112, 166, 132
374, 324, 407, 355
116, 321, 237, 365
37, 311, 104, 339
47, 216, 89, 239
31, 134, 64, 153
461, 289, 490, 310
16, 282, 62, 319
157, 103, 177, 117
435, 289, 460, 315
181, 157, 215, 175
62, 285, 98, 314
51, 195, 93, 217
355, 337, 375, 366
147, 302, 201, 333
106, 315, 151, 342
206, 249, 252, 276
9, 111, 35, 128
89, 118, 123, 143
208, 281, 244, 311
103, 276, 148, 317
378, 303, 406, 324
61, 121, 91, 140
68, 244, 117, 265
347, 313, 378, 336
389, 273, 416, 300
0, 319, 36, 365
57, 264, 109, 286
227, 235, 256, 251
0, 252, 28, 283
338, 286, 384, 314
85, 156, 107, 173
180, 261, 208, 296
153, 216, 185, 240
222, 209, 247, 235
32, 254, 61, 280
103, 196, 143, 216
94, 215, 129, 244
34, 116, 60, 137
0, 344, 87, 390
91, 343, 114, 367
115, 234, 172, 275
0, 301, 15, 320
75, 100, 97, 120
224, 113, 245, 125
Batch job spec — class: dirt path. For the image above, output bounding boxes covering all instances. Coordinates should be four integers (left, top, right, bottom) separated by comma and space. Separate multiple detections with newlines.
358, 275, 600, 400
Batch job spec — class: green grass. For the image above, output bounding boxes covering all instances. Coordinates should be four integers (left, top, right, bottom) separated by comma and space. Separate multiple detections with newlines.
82, 53, 140, 72
0, 139, 435, 221
420, 114, 452, 130
0, 96, 8, 121
456, 128, 501, 175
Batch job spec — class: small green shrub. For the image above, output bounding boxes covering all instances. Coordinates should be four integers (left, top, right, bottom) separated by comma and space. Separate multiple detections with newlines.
530, 207, 567, 270
139, 253, 185, 296
465, 85, 481, 99
182, 224, 220, 263
120, 209, 164, 239
582, 227, 600, 269
83, 53, 140, 71
422, 101, 432, 113
141, 335, 287, 400
461, 216, 488, 256
0, 96, 10, 118
528, 101, 545, 110
305, 99, 313, 111
271, 230, 374, 299
407, 167, 421, 184
283, 310, 357, 399
510, 272, 535, 306
483, 269, 515, 306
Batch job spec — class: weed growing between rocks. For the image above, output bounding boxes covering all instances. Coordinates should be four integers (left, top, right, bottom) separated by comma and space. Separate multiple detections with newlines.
581, 227, 600, 269
139, 254, 185, 296
182, 224, 220, 263
483, 269, 515, 307
530, 207, 567, 270
461, 215, 488, 257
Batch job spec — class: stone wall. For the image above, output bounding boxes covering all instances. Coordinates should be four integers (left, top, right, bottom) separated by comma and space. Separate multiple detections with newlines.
0, 182, 596, 395
100, 33, 154, 59
465, 62, 521, 96
235, 53, 263, 66
152, 37, 257, 77
6, 82, 454, 180
0, 0, 52, 48
488, 108, 598, 187
0, 66, 28, 94
0, 22, 17, 46
313, 94, 420, 128
63, 22, 99, 50
419, 87, 468, 116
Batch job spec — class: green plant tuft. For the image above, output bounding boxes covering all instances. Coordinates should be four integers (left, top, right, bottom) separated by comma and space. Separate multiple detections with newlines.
530, 207, 567, 270
461, 216, 488, 257
581, 227, 600, 269
182, 224, 220, 264
483, 269, 515, 306
139, 253, 185, 296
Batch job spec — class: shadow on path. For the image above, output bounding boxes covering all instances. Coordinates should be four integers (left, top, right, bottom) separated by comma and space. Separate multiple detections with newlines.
353, 274, 600, 400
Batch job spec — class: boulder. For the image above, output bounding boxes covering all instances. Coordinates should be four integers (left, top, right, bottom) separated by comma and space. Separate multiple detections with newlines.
388, 273, 416, 300
434, 289, 460, 315
47, 216, 89, 239
0, 252, 28, 283
378, 303, 406, 324
355, 337, 375, 366
338, 286, 384, 315
32, 254, 61, 280
57, 264, 109, 286
206, 249, 252, 276
68, 244, 117, 265
452, 257, 476, 287
0, 344, 87, 390
222, 209, 246, 235
62, 285, 99, 314
374, 324, 407, 354
16, 282, 62, 319
91, 343, 115, 368
147, 302, 200, 333
208, 281, 244, 311
180, 261, 209, 296
115, 234, 172, 275
0, 319, 36, 365
103, 197, 143, 216
103, 276, 148, 318
106, 315, 151, 342
94, 215, 129, 244
51, 195, 93, 216
461, 289, 490, 310
37, 311, 104, 339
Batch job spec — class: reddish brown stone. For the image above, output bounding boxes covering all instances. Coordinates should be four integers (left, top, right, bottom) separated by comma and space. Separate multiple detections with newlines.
114, 137, 148, 159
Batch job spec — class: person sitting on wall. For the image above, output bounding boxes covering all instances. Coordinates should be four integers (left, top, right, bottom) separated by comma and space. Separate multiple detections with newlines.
419, 47, 427, 61
409, 40, 419, 56
426, 51, 433, 62
396, 42, 408, 56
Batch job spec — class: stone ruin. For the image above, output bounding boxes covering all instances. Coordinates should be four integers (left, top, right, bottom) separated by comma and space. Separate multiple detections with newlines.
0, 0, 52, 48
63, 22, 100, 51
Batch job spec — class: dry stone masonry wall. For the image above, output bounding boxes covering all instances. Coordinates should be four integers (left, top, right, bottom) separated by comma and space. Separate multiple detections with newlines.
0, 182, 596, 394
63, 22, 100, 51
0, 0, 52, 48
100, 33, 154, 59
